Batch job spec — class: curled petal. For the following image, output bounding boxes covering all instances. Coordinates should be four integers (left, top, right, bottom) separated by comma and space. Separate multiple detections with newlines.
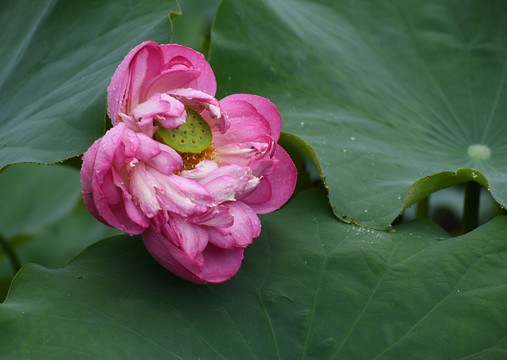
144, 68, 201, 100
194, 204, 234, 228
131, 93, 186, 130
166, 214, 209, 259
214, 96, 278, 171
203, 176, 239, 203
129, 163, 162, 218
166, 88, 225, 131
147, 168, 215, 217
158, 44, 217, 96
240, 144, 297, 214
144, 142, 182, 175
108, 41, 163, 124
179, 160, 219, 180
214, 141, 273, 168
198, 164, 259, 200
208, 202, 260, 249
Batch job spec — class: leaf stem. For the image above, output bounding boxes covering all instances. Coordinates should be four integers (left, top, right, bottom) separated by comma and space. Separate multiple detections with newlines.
415, 196, 429, 219
0, 234, 21, 275
463, 181, 481, 233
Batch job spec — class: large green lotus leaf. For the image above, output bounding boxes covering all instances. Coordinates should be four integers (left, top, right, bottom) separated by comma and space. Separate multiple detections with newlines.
1, 190, 506, 359
0, 199, 121, 279
171, 0, 221, 55
0, 0, 179, 171
0, 164, 80, 239
209, 0, 507, 228
0, 163, 120, 300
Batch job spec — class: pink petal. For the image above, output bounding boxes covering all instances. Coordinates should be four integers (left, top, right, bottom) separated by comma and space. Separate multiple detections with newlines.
158, 44, 217, 96
213, 98, 271, 147
220, 94, 282, 141
203, 176, 239, 203
81, 139, 105, 224
91, 171, 147, 234
119, 125, 141, 162
200, 164, 251, 189
240, 144, 297, 214
108, 41, 163, 124
208, 202, 259, 249
134, 132, 162, 161
131, 93, 186, 129
143, 227, 206, 283
214, 142, 270, 167
145, 145, 182, 175
195, 204, 234, 228
123, 196, 152, 230
143, 68, 201, 100
179, 160, 218, 180
147, 170, 215, 217
166, 88, 223, 126
197, 164, 260, 199
168, 214, 209, 259
197, 244, 244, 283
129, 163, 162, 218
237, 175, 272, 206
143, 227, 244, 284
131, 131, 182, 174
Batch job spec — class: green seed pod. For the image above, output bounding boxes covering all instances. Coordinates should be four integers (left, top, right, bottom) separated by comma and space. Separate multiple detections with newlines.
157, 108, 212, 153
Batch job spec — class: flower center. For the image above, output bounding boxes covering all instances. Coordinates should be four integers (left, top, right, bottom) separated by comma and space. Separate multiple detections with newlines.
156, 108, 212, 154
156, 108, 217, 171
180, 144, 217, 171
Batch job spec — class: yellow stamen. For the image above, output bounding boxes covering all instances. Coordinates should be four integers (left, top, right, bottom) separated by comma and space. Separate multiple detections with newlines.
178, 143, 217, 172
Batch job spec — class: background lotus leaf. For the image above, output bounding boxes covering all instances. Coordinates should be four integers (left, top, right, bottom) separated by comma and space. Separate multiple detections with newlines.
209, 0, 507, 228
0, 0, 179, 171
1, 190, 506, 359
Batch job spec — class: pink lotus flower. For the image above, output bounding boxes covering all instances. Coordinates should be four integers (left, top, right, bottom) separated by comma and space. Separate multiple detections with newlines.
81, 41, 297, 284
